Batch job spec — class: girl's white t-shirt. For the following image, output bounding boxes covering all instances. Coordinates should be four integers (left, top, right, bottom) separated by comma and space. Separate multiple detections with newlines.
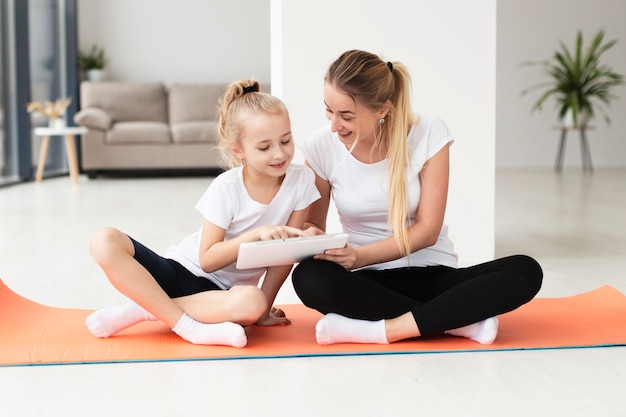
166, 164, 320, 289
300, 113, 458, 270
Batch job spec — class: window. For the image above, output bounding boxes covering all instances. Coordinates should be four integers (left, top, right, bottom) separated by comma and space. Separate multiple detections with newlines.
0, 0, 77, 186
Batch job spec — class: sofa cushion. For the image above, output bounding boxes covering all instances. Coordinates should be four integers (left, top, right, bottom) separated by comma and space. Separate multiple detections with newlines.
169, 84, 226, 124
171, 120, 219, 144
106, 122, 171, 144
80, 82, 168, 123
73, 108, 112, 131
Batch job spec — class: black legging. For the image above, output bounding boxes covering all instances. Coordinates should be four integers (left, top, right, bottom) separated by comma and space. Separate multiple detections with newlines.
292, 255, 543, 337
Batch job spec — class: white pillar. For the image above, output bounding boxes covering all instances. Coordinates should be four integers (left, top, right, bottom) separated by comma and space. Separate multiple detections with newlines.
272, 0, 497, 265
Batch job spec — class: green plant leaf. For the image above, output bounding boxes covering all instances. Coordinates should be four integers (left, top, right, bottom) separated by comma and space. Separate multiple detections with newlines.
78, 44, 107, 71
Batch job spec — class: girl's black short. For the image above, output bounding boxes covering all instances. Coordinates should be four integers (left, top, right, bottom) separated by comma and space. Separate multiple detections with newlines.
129, 236, 221, 298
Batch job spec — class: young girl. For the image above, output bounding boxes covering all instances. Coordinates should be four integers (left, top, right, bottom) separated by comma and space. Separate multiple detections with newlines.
86, 80, 320, 348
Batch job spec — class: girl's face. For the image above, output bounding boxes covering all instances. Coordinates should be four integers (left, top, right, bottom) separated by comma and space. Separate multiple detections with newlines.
232, 111, 294, 180
324, 83, 385, 149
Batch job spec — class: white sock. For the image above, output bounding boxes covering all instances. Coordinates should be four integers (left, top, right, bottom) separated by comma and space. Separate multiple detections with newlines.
315, 313, 388, 345
445, 317, 499, 345
172, 313, 247, 348
86, 302, 157, 338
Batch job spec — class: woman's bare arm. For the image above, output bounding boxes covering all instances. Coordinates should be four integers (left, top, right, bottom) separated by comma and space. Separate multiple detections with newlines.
317, 143, 451, 270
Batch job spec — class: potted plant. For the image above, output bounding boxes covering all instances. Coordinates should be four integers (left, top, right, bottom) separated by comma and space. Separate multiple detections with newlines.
520, 29, 625, 128
78, 44, 107, 82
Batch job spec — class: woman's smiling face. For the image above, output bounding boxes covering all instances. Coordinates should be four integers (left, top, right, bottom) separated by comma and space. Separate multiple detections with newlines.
324, 83, 382, 149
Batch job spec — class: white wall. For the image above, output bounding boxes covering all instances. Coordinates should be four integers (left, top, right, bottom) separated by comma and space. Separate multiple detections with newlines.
77, 0, 271, 85
76, 0, 626, 170
76, 0, 497, 265
273, 0, 497, 265
497, 0, 626, 168
83, 1, 626, 262
72, 0, 626, 268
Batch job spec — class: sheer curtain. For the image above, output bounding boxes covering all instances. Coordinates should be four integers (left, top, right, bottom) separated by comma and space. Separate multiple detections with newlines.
0, 0, 77, 186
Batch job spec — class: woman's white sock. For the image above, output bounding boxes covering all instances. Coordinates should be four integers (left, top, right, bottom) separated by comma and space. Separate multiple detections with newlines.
315, 313, 388, 345
445, 317, 499, 345
172, 313, 247, 348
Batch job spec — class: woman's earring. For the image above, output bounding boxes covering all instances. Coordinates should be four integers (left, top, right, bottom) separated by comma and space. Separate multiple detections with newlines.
379, 118, 385, 124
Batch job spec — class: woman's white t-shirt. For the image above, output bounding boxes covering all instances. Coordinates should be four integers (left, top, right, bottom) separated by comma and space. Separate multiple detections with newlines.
166, 164, 320, 289
300, 113, 458, 270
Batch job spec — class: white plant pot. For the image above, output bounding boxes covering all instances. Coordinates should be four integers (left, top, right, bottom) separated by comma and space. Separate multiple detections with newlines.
49, 118, 66, 129
561, 108, 589, 128
86, 69, 106, 82
561, 109, 575, 128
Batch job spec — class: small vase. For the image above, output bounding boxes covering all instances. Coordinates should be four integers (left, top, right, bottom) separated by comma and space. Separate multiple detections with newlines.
49, 118, 66, 129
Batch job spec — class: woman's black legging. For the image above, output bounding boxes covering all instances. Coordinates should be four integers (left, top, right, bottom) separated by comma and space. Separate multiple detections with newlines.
292, 255, 543, 337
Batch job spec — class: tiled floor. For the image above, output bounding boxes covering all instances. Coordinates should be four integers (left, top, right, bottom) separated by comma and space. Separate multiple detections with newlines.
1, 168, 625, 416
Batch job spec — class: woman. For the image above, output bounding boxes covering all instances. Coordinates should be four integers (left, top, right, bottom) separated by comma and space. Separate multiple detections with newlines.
292, 50, 542, 345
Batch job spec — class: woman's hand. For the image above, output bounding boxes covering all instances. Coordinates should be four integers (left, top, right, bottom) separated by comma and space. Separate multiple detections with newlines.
314, 243, 358, 270
255, 307, 291, 326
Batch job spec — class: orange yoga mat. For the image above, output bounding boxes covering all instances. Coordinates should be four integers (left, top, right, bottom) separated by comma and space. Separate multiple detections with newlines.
1, 278, 626, 367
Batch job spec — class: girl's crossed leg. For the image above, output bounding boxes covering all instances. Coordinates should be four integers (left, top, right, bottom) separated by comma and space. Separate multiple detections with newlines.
86, 227, 268, 347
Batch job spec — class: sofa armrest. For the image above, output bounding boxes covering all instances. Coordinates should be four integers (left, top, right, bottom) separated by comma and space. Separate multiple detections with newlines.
74, 107, 112, 131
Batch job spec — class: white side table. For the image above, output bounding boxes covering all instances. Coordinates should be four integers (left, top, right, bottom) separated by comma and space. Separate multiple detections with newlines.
33, 126, 88, 183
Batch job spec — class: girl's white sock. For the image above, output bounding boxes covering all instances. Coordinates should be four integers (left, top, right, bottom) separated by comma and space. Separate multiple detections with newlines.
172, 313, 247, 348
315, 313, 388, 345
86, 302, 157, 338
445, 317, 499, 345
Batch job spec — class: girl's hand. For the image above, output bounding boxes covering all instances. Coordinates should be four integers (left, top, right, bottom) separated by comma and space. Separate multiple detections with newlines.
314, 243, 357, 270
255, 307, 291, 326
256, 225, 305, 241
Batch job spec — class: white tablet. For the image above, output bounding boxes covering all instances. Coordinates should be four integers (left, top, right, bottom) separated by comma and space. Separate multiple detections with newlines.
236, 233, 349, 269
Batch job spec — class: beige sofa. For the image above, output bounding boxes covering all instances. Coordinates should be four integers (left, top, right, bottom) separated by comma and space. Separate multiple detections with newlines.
74, 82, 226, 178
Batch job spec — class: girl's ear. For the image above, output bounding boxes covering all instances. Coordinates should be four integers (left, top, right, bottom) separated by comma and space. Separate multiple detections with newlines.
230, 143, 244, 160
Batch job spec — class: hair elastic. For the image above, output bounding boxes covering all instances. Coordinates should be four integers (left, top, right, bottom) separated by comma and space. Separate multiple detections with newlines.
242, 85, 257, 95
387, 62, 393, 72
